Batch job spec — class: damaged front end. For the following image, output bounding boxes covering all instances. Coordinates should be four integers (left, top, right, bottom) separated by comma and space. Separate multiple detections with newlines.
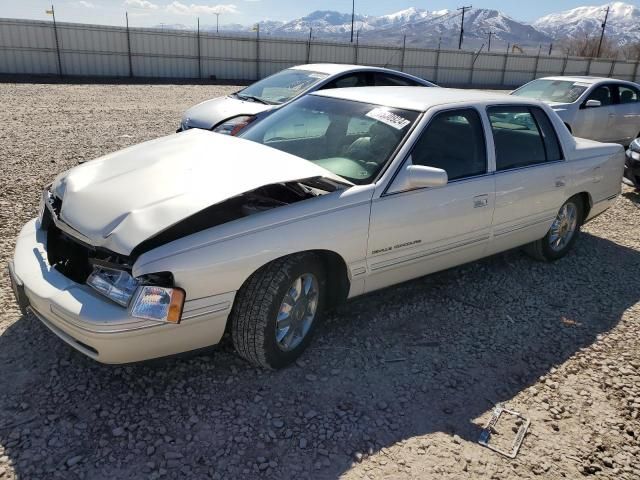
41, 176, 344, 285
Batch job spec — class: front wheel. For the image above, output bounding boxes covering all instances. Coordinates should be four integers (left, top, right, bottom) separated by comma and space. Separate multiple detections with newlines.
230, 253, 325, 369
524, 197, 583, 262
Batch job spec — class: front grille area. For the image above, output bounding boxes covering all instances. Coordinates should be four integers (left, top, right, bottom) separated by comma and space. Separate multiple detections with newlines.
42, 198, 132, 284
46, 219, 95, 283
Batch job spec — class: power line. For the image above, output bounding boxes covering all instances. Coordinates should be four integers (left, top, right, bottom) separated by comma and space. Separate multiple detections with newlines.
457, 5, 472, 50
596, 5, 610, 58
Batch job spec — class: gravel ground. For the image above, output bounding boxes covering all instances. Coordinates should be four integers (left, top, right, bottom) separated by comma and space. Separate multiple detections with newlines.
1, 83, 639, 480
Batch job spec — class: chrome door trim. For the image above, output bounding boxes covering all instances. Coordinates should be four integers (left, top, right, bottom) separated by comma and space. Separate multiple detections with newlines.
369, 234, 490, 272
493, 216, 556, 238
491, 159, 566, 176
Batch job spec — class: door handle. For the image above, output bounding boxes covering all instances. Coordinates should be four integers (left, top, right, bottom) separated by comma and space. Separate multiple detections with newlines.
554, 177, 566, 187
473, 194, 489, 208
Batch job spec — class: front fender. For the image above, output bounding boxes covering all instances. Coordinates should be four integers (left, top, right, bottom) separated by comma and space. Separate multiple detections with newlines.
132, 185, 374, 300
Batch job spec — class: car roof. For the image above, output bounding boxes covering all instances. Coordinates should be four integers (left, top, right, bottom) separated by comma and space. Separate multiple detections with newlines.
288, 63, 433, 83
311, 86, 526, 112
537, 76, 638, 86
290, 63, 377, 75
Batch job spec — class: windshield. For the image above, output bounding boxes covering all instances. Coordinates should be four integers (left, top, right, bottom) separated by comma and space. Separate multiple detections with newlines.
236, 69, 329, 105
512, 79, 589, 103
239, 95, 419, 184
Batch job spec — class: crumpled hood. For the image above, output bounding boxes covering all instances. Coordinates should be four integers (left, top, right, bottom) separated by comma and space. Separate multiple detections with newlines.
182, 96, 272, 130
53, 129, 341, 255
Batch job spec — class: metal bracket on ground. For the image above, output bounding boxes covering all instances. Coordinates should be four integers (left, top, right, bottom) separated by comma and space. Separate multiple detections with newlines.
478, 405, 530, 458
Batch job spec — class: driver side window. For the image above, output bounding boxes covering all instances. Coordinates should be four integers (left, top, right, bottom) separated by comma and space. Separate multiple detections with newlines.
411, 109, 487, 181
586, 86, 613, 107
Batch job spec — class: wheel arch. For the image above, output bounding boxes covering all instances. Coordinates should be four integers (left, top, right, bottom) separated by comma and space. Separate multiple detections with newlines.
231, 249, 351, 315
571, 191, 592, 223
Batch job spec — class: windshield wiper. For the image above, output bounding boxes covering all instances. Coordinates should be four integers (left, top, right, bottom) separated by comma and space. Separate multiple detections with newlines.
236, 94, 271, 105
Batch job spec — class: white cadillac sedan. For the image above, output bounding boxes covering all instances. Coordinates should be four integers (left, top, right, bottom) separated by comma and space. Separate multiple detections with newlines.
511, 76, 640, 146
9, 88, 624, 369
178, 63, 436, 134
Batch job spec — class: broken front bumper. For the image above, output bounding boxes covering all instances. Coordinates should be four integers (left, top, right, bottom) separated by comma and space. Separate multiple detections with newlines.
10, 219, 233, 364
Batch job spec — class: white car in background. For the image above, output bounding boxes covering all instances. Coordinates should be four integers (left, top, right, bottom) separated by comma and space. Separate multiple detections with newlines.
178, 63, 436, 134
10, 87, 624, 369
511, 76, 640, 146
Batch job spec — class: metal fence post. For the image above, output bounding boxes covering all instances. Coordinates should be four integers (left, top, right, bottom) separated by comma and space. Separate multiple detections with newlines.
197, 17, 201, 79
500, 50, 508, 87
125, 12, 133, 78
532, 52, 540, 80
585, 57, 593, 75
561, 54, 568, 75
50, 5, 63, 77
400, 35, 406, 71
634, 59, 640, 83
468, 51, 475, 86
434, 40, 441, 84
255, 24, 260, 80
354, 30, 359, 64
306, 28, 312, 64
608, 58, 616, 78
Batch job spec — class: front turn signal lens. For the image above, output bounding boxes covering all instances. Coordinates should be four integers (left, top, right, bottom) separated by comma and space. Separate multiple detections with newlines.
129, 286, 185, 324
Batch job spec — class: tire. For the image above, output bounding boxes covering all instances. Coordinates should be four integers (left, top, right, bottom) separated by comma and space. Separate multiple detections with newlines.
524, 197, 583, 262
230, 253, 325, 369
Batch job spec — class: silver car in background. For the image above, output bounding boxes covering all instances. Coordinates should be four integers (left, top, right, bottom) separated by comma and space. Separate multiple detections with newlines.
178, 63, 436, 134
511, 76, 640, 146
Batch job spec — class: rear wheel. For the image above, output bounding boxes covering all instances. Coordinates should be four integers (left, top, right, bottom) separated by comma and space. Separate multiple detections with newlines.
524, 197, 583, 262
230, 253, 325, 369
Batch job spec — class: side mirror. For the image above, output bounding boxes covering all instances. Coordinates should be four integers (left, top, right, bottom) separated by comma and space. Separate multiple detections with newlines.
583, 99, 602, 109
390, 164, 448, 193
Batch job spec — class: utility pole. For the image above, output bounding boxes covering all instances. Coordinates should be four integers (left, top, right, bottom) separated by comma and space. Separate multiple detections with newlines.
457, 5, 472, 50
215, 12, 220, 33
596, 6, 609, 58
486, 30, 493, 52
548, 43, 553, 56
350, 0, 355, 43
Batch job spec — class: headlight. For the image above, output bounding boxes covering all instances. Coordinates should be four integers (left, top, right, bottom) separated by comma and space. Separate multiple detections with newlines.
630, 138, 640, 153
212, 115, 256, 136
87, 267, 139, 307
129, 286, 185, 324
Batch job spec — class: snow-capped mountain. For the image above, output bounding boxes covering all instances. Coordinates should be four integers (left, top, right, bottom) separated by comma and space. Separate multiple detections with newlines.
156, 3, 640, 50
259, 8, 552, 48
533, 2, 640, 45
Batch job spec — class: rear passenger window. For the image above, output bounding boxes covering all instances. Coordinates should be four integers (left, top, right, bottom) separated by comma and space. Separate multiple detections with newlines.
488, 106, 562, 171
618, 85, 640, 104
531, 108, 563, 162
411, 108, 486, 181
322, 73, 368, 89
373, 73, 421, 87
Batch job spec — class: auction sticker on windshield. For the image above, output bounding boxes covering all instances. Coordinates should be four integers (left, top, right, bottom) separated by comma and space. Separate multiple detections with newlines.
366, 108, 410, 130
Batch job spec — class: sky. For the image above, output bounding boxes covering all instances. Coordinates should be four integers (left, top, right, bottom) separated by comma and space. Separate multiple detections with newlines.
2, 0, 639, 28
